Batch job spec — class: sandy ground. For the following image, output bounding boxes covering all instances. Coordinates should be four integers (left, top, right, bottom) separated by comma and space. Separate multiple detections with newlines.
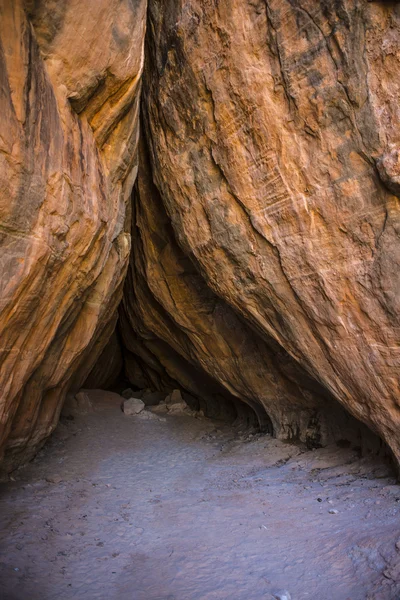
1, 389, 400, 600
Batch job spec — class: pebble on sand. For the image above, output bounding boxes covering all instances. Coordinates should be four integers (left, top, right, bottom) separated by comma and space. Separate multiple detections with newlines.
123, 398, 145, 416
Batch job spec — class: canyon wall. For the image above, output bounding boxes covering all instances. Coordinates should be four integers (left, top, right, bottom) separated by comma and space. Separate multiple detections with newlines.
0, 0, 147, 473
2, 0, 400, 473
122, 0, 400, 460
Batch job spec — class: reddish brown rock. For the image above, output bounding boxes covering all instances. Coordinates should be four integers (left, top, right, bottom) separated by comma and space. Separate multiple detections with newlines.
119, 137, 381, 448
0, 0, 147, 473
2, 0, 400, 474
128, 0, 400, 462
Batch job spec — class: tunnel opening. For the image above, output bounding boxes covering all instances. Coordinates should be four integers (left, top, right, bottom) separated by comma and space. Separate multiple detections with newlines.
80, 311, 390, 470
82, 321, 274, 437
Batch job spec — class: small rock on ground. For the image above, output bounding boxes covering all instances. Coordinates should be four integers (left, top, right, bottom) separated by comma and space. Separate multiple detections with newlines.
123, 398, 145, 416
166, 389, 183, 406
136, 410, 166, 422
149, 402, 169, 414
168, 402, 190, 414
45, 475, 62, 484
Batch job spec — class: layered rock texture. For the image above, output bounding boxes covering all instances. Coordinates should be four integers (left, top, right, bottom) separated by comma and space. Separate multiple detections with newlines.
122, 0, 400, 461
0, 0, 147, 472
2, 0, 400, 472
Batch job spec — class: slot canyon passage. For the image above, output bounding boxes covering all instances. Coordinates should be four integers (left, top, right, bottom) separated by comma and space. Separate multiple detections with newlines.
2, 0, 400, 598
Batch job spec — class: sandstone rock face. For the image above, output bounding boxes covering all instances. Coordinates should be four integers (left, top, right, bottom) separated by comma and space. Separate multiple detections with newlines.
84, 330, 124, 391
125, 0, 400, 461
2, 0, 400, 473
121, 138, 369, 445
0, 0, 147, 472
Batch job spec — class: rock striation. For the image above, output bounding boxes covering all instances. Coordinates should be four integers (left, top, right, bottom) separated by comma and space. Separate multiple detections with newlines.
123, 0, 400, 462
2, 0, 400, 472
0, 0, 147, 473
120, 136, 374, 446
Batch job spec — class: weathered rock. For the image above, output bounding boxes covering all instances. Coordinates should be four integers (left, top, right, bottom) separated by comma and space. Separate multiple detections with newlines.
168, 402, 191, 415
128, 0, 400, 465
136, 410, 165, 422
45, 475, 63, 485
165, 390, 193, 415
62, 391, 93, 417
119, 130, 383, 451
0, 0, 147, 473
383, 561, 400, 582
123, 398, 145, 416
74, 392, 93, 414
3, 0, 400, 473
149, 402, 169, 415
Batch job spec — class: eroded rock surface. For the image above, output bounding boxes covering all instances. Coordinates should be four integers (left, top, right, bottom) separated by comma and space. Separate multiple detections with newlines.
125, 0, 400, 461
120, 137, 377, 448
0, 0, 147, 472
2, 0, 400, 473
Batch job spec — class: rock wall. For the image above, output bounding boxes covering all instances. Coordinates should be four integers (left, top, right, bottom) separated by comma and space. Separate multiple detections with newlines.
123, 0, 400, 460
120, 135, 377, 446
0, 0, 147, 473
2, 0, 400, 473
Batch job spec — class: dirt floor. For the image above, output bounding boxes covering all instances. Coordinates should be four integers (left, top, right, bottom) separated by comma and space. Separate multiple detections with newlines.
1, 390, 400, 600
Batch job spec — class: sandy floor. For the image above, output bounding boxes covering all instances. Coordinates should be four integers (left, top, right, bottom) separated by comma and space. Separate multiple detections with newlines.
1, 389, 400, 600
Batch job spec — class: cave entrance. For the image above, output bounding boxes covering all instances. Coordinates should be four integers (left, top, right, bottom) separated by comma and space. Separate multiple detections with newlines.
81, 372, 273, 438
81, 323, 274, 436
